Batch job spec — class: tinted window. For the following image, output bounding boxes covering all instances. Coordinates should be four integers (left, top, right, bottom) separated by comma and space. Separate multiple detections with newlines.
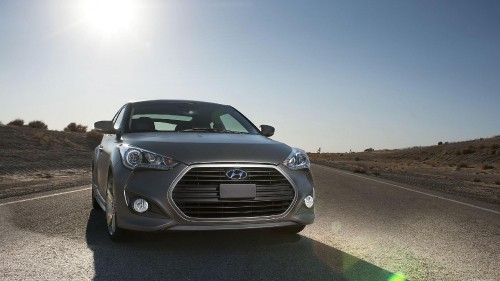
127, 102, 259, 134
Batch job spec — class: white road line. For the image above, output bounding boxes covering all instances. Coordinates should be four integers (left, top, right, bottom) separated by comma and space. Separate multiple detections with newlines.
0, 187, 90, 207
315, 164, 500, 216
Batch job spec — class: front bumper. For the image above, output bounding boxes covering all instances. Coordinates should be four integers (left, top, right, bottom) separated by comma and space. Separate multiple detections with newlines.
112, 163, 315, 232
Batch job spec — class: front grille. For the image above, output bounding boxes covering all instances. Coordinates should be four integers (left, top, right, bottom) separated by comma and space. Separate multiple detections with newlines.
171, 166, 295, 218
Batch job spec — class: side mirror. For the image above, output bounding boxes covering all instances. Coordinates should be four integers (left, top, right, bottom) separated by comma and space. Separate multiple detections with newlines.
94, 121, 117, 134
260, 125, 275, 137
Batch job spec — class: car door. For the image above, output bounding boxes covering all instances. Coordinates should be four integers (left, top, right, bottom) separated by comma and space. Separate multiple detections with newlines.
96, 106, 126, 194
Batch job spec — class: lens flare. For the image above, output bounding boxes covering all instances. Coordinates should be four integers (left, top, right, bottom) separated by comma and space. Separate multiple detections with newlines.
388, 272, 406, 281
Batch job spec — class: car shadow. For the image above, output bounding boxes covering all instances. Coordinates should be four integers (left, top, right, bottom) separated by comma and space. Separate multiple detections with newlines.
86, 210, 401, 281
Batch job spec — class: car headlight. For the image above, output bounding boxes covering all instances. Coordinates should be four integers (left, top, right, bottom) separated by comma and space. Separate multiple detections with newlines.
119, 144, 178, 171
283, 148, 310, 170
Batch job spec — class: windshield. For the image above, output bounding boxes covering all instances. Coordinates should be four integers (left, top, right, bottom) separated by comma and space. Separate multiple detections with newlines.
126, 102, 259, 134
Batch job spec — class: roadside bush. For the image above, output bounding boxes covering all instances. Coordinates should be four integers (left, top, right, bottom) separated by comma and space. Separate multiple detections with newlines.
465, 146, 475, 153
491, 144, 500, 150
457, 146, 475, 155
438, 141, 443, 145
28, 120, 48, 129
354, 157, 360, 161
364, 148, 374, 152
473, 178, 481, 183
62, 138, 83, 149
8, 118, 24, 126
64, 122, 88, 133
353, 168, 366, 174
86, 130, 103, 142
33, 131, 60, 145
481, 164, 494, 170
456, 163, 468, 168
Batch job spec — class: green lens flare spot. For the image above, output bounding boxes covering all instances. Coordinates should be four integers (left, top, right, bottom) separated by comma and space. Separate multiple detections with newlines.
388, 272, 406, 281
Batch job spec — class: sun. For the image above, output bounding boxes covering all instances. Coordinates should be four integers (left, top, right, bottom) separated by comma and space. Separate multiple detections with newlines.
80, 0, 137, 36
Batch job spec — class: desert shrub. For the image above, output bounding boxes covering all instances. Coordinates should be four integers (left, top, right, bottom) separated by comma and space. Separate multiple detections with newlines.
438, 141, 443, 145
86, 130, 104, 142
473, 178, 481, 182
28, 120, 48, 129
459, 146, 475, 155
8, 118, 24, 126
33, 132, 60, 145
491, 144, 500, 149
478, 144, 486, 149
353, 168, 366, 174
373, 171, 380, 176
64, 122, 88, 133
495, 181, 500, 185
354, 157, 360, 161
481, 164, 494, 170
62, 138, 83, 149
456, 163, 468, 169
364, 148, 374, 152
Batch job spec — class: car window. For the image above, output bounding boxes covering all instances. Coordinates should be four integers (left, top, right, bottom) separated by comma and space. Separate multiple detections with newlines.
128, 113, 191, 132
113, 106, 126, 130
216, 114, 248, 133
126, 102, 258, 134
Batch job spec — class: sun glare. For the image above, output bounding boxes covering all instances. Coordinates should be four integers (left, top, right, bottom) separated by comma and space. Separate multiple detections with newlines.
80, 0, 137, 36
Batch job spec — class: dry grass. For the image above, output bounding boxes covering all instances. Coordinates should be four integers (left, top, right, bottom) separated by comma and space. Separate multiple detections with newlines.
309, 135, 500, 205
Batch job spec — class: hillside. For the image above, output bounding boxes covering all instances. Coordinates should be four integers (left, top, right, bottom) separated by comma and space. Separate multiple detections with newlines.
1, 124, 499, 205
310, 137, 500, 205
0, 125, 100, 198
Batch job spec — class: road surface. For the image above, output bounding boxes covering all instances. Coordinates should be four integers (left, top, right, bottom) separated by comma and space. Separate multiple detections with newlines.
1, 164, 499, 280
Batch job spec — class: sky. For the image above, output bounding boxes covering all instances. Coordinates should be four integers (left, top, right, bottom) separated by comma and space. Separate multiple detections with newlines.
0, 0, 499, 153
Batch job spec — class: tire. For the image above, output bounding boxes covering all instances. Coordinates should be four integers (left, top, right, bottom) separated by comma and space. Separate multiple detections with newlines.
105, 175, 127, 242
275, 225, 306, 235
91, 187, 101, 210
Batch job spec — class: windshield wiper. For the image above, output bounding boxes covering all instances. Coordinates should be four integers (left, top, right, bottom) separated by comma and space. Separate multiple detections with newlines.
179, 128, 248, 134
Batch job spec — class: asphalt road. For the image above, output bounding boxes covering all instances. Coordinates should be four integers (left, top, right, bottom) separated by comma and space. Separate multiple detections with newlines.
1, 164, 499, 281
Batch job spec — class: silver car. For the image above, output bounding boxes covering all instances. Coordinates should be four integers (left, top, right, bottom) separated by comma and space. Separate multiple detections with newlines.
92, 100, 315, 241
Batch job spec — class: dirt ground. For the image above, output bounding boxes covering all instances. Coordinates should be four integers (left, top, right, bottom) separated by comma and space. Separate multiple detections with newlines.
1, 124, 499, 205
0, 125, 100, 199
310, 136, 500, 205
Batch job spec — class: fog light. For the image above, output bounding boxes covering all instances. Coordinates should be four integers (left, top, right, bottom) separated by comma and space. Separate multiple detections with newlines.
132, 198, 149, 213
304, 195, 314, 208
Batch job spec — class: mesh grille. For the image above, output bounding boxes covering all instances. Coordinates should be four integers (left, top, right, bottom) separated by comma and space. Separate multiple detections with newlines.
172, 167, 295, 218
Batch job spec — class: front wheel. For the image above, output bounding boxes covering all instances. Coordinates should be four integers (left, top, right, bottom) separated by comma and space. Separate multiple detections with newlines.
91, 187, 100, 210
105, 175, 127, 241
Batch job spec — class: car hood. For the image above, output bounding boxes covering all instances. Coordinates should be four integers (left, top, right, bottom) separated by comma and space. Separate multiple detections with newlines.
121, 132, 292, 165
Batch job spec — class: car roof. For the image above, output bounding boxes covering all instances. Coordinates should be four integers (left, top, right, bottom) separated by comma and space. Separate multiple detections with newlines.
127, 100, 228, 107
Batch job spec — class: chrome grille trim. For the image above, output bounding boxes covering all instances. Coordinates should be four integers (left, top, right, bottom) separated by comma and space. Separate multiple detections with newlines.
167, 164, 297, 222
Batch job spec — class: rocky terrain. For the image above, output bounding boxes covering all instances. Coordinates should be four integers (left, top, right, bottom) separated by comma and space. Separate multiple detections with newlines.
309, 137, 500, 205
